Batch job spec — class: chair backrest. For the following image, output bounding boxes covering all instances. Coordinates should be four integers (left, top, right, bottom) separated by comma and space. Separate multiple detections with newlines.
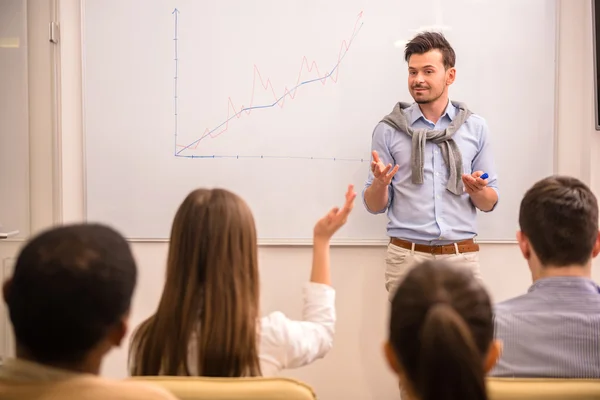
487, 378, 600, 400
128, 376, 316, 400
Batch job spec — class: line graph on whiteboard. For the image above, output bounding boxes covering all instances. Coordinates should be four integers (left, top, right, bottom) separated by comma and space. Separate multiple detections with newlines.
171, 8, 368, 162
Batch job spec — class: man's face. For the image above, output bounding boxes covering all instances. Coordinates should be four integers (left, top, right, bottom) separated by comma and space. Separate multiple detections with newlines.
407, 49, 454, 104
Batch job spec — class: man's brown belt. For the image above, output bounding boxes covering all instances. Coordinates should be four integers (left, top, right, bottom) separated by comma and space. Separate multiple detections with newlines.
389, 238, 479, 255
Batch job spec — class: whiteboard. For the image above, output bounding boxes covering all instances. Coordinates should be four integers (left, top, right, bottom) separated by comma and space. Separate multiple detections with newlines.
0, 0, 30, 239
82, 0, 557, 244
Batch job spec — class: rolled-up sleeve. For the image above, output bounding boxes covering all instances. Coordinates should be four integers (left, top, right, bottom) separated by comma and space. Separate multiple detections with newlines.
258, 282, 336, 374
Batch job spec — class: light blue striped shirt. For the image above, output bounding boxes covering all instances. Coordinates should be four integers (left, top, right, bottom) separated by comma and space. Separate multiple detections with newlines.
491, 276, 600, 378
362, 101, 499, 245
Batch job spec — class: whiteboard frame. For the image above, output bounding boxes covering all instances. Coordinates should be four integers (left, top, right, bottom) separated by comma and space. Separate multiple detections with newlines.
78, 0, 560, 246
113, 237, 523, 246
593, 0, 600, 130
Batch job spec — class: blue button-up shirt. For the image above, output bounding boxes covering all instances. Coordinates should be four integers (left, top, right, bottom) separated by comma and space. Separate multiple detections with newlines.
491, 276, 600, 378
362, 101, 498, 245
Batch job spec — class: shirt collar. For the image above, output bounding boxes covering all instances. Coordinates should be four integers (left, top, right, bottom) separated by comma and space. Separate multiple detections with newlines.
528, 276, 600, 294
408, 99, 456, 125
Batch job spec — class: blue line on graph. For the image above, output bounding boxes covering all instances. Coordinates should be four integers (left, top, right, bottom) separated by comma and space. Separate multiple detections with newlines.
176, 22, 362, 155
171, 8, 366, 163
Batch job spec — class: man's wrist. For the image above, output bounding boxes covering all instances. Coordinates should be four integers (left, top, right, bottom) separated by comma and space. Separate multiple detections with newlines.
371, 179, 389, 190
468, 187, 488, 199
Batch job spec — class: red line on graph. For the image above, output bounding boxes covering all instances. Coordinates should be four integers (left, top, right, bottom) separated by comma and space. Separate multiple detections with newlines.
177, 11, 364, 150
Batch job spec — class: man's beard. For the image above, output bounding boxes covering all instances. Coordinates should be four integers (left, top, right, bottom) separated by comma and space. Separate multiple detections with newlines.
412, 87, 443, 104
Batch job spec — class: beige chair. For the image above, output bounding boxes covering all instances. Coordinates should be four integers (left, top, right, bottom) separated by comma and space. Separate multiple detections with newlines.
487, 377, 600, 400
129, 376, 316, 400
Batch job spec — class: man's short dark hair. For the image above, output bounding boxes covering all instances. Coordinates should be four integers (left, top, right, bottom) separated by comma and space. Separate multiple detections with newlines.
404, 31, 456, 69
519, 175, 599, 266
6, 223, 137, 363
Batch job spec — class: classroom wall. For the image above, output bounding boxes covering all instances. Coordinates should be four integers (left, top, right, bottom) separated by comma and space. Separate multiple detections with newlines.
1, 1, 599, 399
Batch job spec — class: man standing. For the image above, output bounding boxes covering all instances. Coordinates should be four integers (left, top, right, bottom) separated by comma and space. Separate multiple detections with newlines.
363, 32, 498, 300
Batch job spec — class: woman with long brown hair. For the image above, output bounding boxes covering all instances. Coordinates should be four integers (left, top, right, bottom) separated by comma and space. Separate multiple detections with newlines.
383, 260, 502, 400
129, 185, 356, 377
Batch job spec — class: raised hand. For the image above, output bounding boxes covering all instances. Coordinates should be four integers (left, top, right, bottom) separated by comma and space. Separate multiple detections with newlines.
314, 184, 357, 240
371, 150, 399, 186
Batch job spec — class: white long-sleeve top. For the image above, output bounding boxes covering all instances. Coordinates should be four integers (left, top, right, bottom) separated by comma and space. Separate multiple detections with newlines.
187, 282, 336, 376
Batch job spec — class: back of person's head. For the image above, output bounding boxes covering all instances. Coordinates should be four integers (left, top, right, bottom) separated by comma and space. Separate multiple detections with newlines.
3, 223, 136, 368
519, 175, 600, 267
130, 188, 260, 377
384, 261, 499, 400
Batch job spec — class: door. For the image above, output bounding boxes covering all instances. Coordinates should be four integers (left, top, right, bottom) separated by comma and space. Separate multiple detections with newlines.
0, 0, 57, 362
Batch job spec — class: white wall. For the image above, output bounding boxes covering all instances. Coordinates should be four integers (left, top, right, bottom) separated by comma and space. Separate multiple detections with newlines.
2, 0, 600, 399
